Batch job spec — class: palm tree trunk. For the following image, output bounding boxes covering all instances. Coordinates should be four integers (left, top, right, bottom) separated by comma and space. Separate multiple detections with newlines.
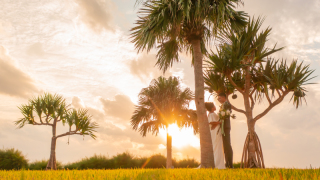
166, 133, 172, 169
191, 39, 215, 168
46, 123, 57, 170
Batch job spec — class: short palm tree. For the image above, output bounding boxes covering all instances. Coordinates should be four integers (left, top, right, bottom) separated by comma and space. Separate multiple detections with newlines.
204, 17, 315, 168
16, 93, 98, 170
131, 0, 247, 168
131, 76, 197, 169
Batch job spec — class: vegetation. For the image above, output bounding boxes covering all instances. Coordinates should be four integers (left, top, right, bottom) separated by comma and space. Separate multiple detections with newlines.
131, 0, 247, 168
1, 169, 320, 179
0, 148, 199, 170
131, 76, 197, 169
28, 160, 63, 170
64, 152, 199, 169
204, 17, 315, 168
0, 149, 241, 170
0, 148, 28, 170
16, 93, 98, 170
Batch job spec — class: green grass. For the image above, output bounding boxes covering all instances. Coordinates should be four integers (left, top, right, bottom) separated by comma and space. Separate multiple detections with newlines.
0, 169, 320, 180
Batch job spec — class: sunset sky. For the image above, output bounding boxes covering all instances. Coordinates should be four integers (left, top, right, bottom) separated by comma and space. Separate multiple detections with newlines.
1, 0, 320, 168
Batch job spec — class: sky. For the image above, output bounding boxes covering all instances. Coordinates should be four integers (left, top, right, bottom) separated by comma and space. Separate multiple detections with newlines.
0, 0, 320, 168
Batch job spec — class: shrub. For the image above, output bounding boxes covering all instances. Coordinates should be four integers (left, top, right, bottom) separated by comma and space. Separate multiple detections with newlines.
175, 158, 199, 168
233, 162, 241, 169
142, 154, 167, 168
64, 153, 202, 169
28, 160, 62, 170
0, 148, 28, 170
64, 154, 113, 170
112, 152, 137, 168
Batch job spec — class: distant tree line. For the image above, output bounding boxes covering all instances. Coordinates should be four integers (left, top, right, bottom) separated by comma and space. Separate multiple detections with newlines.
0, 148, 203, 170
64, 153, 200, 170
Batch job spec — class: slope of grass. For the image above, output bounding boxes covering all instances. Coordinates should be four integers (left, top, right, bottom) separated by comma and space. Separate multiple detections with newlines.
0, 169, 319, 180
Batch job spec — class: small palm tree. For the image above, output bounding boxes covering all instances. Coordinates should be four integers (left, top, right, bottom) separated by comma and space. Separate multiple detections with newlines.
16, 93, 98, 170
204, 17, 315, 168
131, 76, 197, 169
131, 0, 247, 168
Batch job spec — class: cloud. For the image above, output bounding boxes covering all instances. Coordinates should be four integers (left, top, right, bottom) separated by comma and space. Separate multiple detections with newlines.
72, 95, 165, 147
71, 96, 108, 125
100, 94, 135, 123
171, 54, 195, 90
71, 96, 85, 109
75, 0, 115, 32
0, 19, 12, 36
239, 0, 320, 60
0, 46, 38, 98
26, 43, 45, 57
128, 53, 172, 81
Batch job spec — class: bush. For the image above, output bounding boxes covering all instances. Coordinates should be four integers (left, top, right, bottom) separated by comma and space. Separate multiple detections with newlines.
28, 160, 62, 170
0, 148, 28, 170
175, 158, 199, 168
233, 162, 241, 169
140, 154, 167, 168
112, 152, 137, 168
64, 154, 113, 170
64, 153, 202, 169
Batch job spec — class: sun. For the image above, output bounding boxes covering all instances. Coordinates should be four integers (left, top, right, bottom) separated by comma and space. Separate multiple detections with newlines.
159, 124, 200, 148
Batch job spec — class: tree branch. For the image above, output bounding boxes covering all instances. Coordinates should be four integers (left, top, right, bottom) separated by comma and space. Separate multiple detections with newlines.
33, 121, 53, 126
39, 116, 43, 124
226, 97, 246, 115
45, 114, 50, 123
227, 74, 245, 94
253, 91, 289, 122
230, 104, 246, 114
56, 131, 82, 139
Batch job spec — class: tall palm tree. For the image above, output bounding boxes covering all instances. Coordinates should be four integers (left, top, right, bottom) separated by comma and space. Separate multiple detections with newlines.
16, 93, 98, 170
131, 0, 247, 168
131, 76, 197, 169
204, 17, 315, 168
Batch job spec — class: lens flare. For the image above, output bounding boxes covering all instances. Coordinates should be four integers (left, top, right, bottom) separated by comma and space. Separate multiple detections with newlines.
159, 124, 200, 148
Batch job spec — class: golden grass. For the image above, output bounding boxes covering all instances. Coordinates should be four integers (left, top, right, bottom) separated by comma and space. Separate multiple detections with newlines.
1, 168, 320, 180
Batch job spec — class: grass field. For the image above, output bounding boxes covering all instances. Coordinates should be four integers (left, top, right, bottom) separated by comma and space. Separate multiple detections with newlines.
1, 169, 320, 180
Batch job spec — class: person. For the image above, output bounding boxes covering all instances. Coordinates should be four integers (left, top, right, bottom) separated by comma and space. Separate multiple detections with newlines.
217, 93, 234, 168
205, 102, 225, 169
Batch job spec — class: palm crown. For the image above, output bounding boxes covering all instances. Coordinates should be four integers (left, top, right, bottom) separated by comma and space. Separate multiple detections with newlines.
16, 93, 67, 128
131, 76, 196, 136
131, 0, 247, 72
